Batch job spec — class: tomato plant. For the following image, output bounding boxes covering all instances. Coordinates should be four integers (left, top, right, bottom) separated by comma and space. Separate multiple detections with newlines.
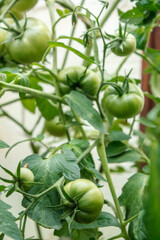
102, 83, 144, 119
63, 179, 104, 224
6, 17, 51, 64
0, 0, 159, 240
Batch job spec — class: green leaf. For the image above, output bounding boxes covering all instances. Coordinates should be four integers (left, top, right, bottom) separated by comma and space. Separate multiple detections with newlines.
143, 142, 160, 240
108, 131, 130, 141
84, 166, 107, 182
57, 36, 84, 45
64, 91, 105, 133
106, 141, 128, 157
36, 97, 59, 121
138, 117, 157, 128
69, 139, 89, 150
0, 185, 5, 192
72, 228, 99, 240
22, 154, 63, 230
108, 150, 141, 163
119, 8, 144, 25
50, 150, 80, 180
71, 212, 120, 229
144, 92, 160, 103
119, 173, 149, 219
49, 42, 95, 64
21, 98, 36, 113
128, 210, 148, 240
18, 74, 30, 98
56, 8, 64, 16
0, 200, 23, 240
0, 140, 10, 149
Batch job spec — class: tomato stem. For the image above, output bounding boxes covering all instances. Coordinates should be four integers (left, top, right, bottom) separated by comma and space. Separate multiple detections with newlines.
97, 134, 130, 240
0, 81, 62, 102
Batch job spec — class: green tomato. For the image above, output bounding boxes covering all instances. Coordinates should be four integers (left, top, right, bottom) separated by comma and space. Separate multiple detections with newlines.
102, 83, 144, 119
63, 179, 104, 224
44, 118, 66, 137
5, 0, 38, 12
111, 33, 136, 56
58, 66, 101, 97
17, 167, 34, 189
6, 17, 51, 64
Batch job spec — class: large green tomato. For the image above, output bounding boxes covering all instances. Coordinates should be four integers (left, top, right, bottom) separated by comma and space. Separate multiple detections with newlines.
5, 0, 38, 12
6, 18, 51, 64
111, 33, 136, 56
58, 66, 101, 97
63, 179, 104, 224
44, 118, 66, 137
102, 83, 144, 119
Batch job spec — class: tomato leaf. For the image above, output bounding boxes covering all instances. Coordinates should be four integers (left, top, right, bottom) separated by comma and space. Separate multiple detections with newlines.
36, 97, 59, 121
0, 200, 23, 240
144, 92, 160, 103
49, 42, 95, 64
107, 150, 141, 163
0, 140, 10, 149
22, 154, 62, 229
119, 173, 149, 220
108, 131, 130, 141
106, 141, 128, 157
51, 149, 80, 180
138, 117, 157, 128
128, 210, 148, 240
64, 91, 106, 133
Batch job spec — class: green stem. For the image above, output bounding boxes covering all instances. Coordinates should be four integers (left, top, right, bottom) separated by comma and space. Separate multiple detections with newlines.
124, 213, 139, 225
0, 81, 62, 102
61, 25, 76, 69
97, 134, 130, 240
35, 223, 43, 240
47, 0, 58, 73
1, 109, 31, 135
129, 117, 135, 136
21, 214, 27, 239
0, 97, 34, 108
72, 110, 88, 141
135, 51, 160, 74
127, 144, 150, 165
100, 0, 122, 27
61, 0, 85, 69
77, 139, 99, 163
115, 56, 130, 76
108, 233, 123, 240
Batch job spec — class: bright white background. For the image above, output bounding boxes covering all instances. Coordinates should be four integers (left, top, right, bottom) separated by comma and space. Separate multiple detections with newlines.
0, 0, 141, 239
